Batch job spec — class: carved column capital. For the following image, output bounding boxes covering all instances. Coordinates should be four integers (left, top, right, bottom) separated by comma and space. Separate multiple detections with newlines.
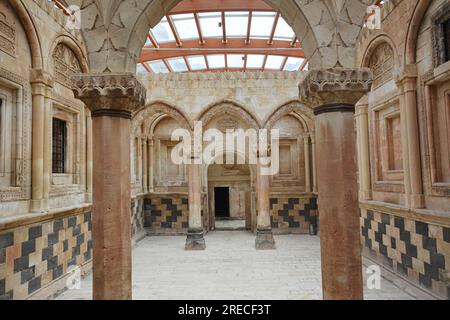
298, 68, 373, 114
395, 64, 418, 93
71, 73, 147, 117
30, 69, 54, 96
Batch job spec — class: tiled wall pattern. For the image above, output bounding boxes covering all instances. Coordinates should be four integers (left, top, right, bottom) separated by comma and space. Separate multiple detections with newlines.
361, 208, 450, 299
144, 195, 189, 234
131, 196, 145, 238
270, 197, 318, 234
0, 208, 92, 300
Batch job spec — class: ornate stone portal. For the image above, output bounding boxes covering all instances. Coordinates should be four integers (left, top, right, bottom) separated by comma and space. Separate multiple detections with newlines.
299, 68, 373, 300
72, 73, 146, 300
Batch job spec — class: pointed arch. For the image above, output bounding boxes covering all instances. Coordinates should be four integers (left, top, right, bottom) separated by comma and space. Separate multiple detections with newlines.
48, 34, 89, 73
197, 99, 261, 130
405, 0, 433, 65
263, 100, 313, 131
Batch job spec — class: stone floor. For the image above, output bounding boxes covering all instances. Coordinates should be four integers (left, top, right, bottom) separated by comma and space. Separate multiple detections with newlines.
56, 231, 435, 300
214, 219, 246, 230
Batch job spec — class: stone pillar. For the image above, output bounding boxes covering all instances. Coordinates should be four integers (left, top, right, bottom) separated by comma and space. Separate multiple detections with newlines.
30, 70, 53, 213
142, 138, 148, 192
255, 156, 275, 250
303, 134, 312, 193
311, 133, 318, 193
85, 112, 93, 203
299, 68, 373, 300
185, 155, 205, 250
148, 138, 154, 192
355, 96, 372, 201
72, 73, 146, 300
396, 65, 424, 209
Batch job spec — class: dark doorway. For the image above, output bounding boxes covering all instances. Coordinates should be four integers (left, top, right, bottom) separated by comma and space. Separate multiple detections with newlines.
214, 187, 230, 218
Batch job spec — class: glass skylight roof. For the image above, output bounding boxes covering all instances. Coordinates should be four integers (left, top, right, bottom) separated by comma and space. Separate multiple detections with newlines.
207, 54, 226, 69
187, 56, 207, 71
172, 14, 199, 40
198, 12, 222, 38
139, 8, 307, 74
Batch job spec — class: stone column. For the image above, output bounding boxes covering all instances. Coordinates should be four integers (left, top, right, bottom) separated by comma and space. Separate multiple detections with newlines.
311, 133, 318, 193
30, 70, 53, 213
72, 73, 146, 300
255, 155, 275, 250
303, 134, 312, 193
85, 112, 93, 203
396, 65, 424, 209
355, 96, 372, 201
299, 68, 373, 300
148, 137, 154, 192
185, 154, 206, 250
142, 138, 148, 192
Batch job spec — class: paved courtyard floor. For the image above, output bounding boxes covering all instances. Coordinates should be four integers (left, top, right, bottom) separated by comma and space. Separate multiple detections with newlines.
57, 231, 435, 300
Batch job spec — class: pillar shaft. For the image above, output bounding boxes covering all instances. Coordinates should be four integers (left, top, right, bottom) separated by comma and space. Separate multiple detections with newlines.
303, 135, 311, 193
86, 113, 93, 202
311, 133, 318, 193
148, 138, 154, 192
315, 109, 363, 300
356, 98, 372, 201
72, 73, 146, 300
255, 157, 275, 250
299, 68, 373, 300
142, 138, 148, 192
185, 160, 205, 250
91, 112, 132, 300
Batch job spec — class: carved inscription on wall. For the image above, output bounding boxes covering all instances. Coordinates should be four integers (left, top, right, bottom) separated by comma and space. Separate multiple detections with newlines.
369, 43, 394, 89
0, 12, 16, 56
53, 44, 81, 88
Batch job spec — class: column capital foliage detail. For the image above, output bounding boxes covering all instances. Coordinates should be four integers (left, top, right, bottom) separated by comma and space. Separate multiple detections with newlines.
298, 68, 373, 108
71, 73, 147, 113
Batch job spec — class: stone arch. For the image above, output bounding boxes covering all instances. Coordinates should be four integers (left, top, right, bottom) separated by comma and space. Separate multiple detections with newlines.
198, 100, 261, 130
48, 34, 89, 73
7, 0, 43, 69
360, 33, 399, 71
361, 39, 396, 90
132, 101, 192, 135
263, 101, 314, 131
405, 0, 434, 65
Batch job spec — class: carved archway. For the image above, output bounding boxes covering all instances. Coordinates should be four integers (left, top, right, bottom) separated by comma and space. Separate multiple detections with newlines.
263, 100, 314, 131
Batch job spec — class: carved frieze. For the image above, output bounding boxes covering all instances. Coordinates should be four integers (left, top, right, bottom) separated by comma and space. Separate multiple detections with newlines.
71, 73, 147, 113
0, 11, 16, 56
298, 68, 373, 109
369, 43, 394, 89
53, 44, 81, 88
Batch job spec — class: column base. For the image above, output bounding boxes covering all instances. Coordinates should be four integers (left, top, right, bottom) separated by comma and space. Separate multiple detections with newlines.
30, 199, 47, 213
410, 194, 425, 209
255, 228, 275, 250
185, 229, 206, 251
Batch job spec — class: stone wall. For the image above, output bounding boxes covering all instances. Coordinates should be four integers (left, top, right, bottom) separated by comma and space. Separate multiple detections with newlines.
270, 195, 318, 234
361, 204, 450, 299
0, 206, 92, 300
144, 194, 189, 235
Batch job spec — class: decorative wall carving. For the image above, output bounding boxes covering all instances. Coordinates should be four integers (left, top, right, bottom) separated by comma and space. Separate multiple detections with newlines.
0, 11, 16, 56
431, 3, 450, 67
298, 68, 373, 108
217, 118, 238, 133
369, 43, 394, 89
53, 44, 81, 88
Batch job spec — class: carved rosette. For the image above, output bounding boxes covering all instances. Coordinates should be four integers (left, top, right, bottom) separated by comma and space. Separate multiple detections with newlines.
71, 73, 147, 116
298, 68, 373, 113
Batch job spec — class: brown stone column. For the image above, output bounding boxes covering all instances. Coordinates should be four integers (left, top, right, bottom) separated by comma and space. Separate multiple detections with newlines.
255, 156, 275, 250
72, 73, 146, 300
142, 138, 148, 192
148, 137, 154, 192
355, 96, 372, 201
311, 133, 318, 193
303, 134, 312, 193
299, 68, 373, 300
85, 112, 93, 203
185, 157, 206, 250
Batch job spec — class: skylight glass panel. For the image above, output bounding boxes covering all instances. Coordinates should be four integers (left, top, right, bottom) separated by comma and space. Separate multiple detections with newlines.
273, 17, 295, 40
283, 57, 304, 71
250, 12, 276, 39
265, 55, 285, 69
151, 18, 175, 43
206, 54, 226, 69
225, 12, 249, 38
172, 13, 199, 40
168, 57, 188, 72
246, 54, 265, 69
198, 12, 222, 38
148, 60, 169, 74
187, 56, 207, 71
136, 63, 148, 76
227, 54, 245, 68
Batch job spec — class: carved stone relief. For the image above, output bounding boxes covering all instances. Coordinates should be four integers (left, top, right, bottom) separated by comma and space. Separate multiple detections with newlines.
369, 43, 394, 89
53, 44, 82, 88
0, 11, 16, 56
